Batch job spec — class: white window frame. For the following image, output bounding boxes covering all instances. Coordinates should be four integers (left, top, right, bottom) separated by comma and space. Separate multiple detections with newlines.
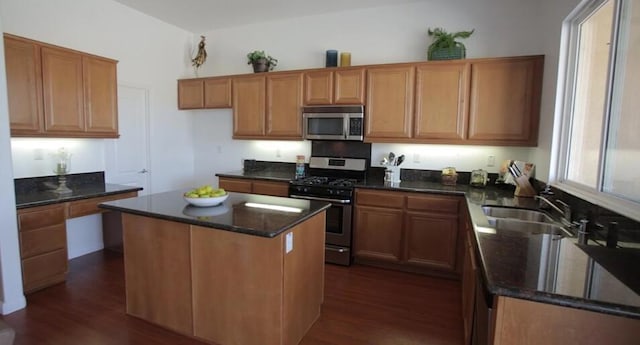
551, 0, 640, 222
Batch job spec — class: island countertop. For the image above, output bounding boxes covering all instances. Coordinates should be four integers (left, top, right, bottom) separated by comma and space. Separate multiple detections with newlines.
99, 190, 331, 238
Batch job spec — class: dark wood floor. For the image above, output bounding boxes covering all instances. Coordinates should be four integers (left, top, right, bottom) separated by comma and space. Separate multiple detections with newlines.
2, 250, 463, 345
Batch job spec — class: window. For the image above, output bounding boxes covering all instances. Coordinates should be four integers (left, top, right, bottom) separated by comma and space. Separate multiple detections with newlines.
556, 0, 640, 220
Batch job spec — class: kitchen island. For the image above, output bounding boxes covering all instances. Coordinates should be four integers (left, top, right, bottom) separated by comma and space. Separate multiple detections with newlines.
99, 190, 330, 345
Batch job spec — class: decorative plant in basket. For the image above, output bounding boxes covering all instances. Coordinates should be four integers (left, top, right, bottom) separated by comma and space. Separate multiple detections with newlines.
247, 50, 278, 73
427, 28, 474, 60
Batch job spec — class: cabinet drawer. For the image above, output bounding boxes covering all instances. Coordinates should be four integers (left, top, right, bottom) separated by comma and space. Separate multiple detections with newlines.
68, 191, 137, 218
219, 178, 252, 193
20, 223, 66, 258
18, 204, 66, 231
406, 194, 460, 214
252, 181, 289, 197
22, 248, 67, 293
356, 189, 405, 208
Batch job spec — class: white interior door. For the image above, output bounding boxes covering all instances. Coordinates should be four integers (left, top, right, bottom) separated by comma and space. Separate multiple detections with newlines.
105, 84, 151, 195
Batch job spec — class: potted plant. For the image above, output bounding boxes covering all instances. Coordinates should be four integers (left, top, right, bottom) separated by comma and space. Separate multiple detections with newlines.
427, 28, 474, 60
247, 50, 278, 73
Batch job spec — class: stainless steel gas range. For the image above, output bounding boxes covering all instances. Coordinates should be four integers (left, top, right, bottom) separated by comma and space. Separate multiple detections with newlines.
288, 152, 368, 266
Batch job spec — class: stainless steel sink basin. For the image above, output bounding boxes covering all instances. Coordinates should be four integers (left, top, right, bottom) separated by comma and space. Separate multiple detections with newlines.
482, 206, 554, 223
486, 218, 573, 237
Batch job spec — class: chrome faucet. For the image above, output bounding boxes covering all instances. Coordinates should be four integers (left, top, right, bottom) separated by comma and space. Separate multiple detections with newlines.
534, 195, 572, 225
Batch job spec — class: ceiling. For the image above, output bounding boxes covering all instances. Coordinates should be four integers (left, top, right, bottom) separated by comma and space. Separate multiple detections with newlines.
113, 0, 426, 33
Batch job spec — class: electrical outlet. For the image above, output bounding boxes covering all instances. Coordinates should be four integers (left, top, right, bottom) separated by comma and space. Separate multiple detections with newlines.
413, 153, 420, 163
487, 155, 496, 167
33, 148, 44, 160
216, 145, 222, 154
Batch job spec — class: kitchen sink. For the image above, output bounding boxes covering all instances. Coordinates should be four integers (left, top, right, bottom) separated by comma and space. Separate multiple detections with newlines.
482, 206, 554, 223
486, 218, 573, 237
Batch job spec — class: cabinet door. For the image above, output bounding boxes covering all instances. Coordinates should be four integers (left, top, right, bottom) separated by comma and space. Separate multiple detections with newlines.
84, 56, 118, 136
461, 230, 477, 345
354, 205, 403, 263
218, 177, 252, 193
365, 65, 414, 141
414, 62, 469, 141
266, 72, 303, 138
252, 181, 289, 197
4, 35, 44, 135
334, 67, 365, 104
404, 211, 459, 271
178, 79, 204, 109
233, 75, 265, 138
468, 56, 544, 146
204, 77, 232, 108
304, 70, 333, 105
41, 46, 85, 133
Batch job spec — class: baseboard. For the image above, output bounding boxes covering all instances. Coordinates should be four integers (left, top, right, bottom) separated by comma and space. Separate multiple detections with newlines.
1, 295, 27, 315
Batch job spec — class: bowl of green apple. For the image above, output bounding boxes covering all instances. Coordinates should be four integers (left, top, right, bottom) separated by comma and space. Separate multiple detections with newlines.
183, 184, 228, 207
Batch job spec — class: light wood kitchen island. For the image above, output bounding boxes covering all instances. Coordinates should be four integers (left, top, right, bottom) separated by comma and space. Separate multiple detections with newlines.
100, 190, 329, 345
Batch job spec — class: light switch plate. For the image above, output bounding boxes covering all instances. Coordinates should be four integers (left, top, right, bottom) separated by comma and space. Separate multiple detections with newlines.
285, 232, 293, 253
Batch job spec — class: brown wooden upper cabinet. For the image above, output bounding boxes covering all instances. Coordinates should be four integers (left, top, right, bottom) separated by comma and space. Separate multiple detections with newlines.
414, 61, 469, 142
303, 67, 365, 105
363, 55, 543, 146
177, 76, 232, 110
176, 54, 544, 146
467, 56, 544, 146
4, 35, 43, 134
233, 72, 303, 140
365, 64, 415, 140
4, 34, 118, 138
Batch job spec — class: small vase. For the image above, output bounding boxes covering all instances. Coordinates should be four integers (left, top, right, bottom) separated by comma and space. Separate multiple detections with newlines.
252, 58, 269, 73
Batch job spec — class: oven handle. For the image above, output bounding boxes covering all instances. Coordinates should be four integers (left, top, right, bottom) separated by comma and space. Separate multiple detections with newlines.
289, 194, 351, 204
326, 245, 350, 253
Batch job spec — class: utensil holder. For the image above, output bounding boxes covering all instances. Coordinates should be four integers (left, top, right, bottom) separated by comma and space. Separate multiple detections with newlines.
384, 166, 401, 183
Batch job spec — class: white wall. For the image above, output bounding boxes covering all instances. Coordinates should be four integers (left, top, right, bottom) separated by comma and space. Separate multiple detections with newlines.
531, 0, 582, 182
1, 0, 195, 193
188, 0, 575, 184
0, 0, 195, 313
0, 13, 26, 315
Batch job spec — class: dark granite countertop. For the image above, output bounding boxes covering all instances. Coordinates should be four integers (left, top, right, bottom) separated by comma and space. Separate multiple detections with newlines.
16, 183, 142, 209
221, 168, 640, 318
15, 172, 142, 209
99, 190, 331, 238
357, 181, 640, 319
216, 170, 295, 182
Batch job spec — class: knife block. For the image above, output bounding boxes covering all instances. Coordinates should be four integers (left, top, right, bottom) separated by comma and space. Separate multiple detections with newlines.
514, 175, 537, 197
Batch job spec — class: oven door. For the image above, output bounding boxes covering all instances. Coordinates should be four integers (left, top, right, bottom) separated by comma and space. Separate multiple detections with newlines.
289, 194, 353, 266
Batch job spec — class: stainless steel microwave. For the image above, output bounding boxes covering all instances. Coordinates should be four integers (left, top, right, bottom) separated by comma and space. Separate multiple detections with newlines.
302, 105, 364, 141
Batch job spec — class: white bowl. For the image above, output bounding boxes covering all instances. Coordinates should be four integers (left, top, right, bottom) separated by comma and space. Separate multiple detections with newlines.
183, 193, 229, 207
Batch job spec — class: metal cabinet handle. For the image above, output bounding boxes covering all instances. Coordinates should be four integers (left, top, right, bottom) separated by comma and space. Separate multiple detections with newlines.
138, 169, 148, 173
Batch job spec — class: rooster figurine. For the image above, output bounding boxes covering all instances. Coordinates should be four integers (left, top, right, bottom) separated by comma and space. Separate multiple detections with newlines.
191, 36, 207, 72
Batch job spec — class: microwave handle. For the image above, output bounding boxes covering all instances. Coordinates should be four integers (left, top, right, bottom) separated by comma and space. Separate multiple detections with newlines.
343, 116, 349, 139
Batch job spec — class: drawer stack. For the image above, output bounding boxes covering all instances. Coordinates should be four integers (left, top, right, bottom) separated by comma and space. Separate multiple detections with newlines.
18, 203, 68, 293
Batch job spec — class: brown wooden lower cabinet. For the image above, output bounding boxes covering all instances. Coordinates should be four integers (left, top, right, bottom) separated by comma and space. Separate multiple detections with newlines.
353, 205, 403, 263
17, 191, 138, 293
492, 296, 640, 344
17, 203, 68, 294
353, 188, 462, 276
461, 220, 477, 345
218, 177, 289, 197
